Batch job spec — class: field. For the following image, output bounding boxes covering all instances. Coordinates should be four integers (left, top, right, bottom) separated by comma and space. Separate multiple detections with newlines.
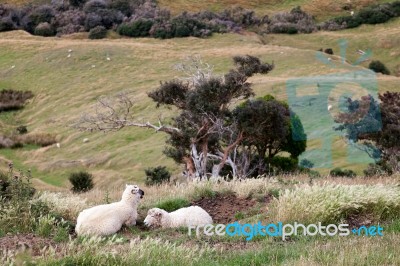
2, 175, 400, 265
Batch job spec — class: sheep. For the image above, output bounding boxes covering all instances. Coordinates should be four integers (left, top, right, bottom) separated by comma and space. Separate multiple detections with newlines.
144, 206, 213, 229
75, 184, 144, 236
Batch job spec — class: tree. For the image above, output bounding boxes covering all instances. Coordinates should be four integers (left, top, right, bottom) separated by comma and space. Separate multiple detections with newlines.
75, 55, 274, 180
233, 95, 306, 175
334, 92, 400, 173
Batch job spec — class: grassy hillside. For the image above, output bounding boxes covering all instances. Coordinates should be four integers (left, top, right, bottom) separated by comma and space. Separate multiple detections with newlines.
0, 17, 399, 188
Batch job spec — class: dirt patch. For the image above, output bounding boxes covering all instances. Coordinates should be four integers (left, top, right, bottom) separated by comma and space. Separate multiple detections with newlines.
192, 193, 261, 224
347, 213, 374, 228
0, 233, 62, 257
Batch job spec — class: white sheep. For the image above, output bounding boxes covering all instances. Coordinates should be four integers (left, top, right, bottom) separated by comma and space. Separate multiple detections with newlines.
75, 184, 144, 236
144, 206, 213, 229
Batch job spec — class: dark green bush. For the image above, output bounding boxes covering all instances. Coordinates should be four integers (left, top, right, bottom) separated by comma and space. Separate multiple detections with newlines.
364, 162, 392, 177
330, 167, 356, 178
0, 170, 10, 198
155, 198, 190, 212
369, 60, 391, 75
69, 171, 94, 193
16, 125, 28, 135
270, 156, 298, 173
117, 19, 153, 37
34, 22, 55, 37
88, 25, 107, 39
145, 166, 171, 186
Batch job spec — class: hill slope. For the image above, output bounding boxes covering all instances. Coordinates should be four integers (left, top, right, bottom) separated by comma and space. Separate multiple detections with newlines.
0, 18, 399, 188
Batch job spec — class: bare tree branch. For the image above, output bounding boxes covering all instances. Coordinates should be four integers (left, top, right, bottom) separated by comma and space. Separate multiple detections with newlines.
73, 92, 180, 135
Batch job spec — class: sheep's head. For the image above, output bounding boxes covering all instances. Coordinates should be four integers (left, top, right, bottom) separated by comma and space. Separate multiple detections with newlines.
122, 184, 144, 204
143, 208, 165, 228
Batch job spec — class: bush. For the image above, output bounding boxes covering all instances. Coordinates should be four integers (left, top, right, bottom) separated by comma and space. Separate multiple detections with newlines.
299, 158, 314, 169
84, 12, 102, 30
0, 89, 34, 112
369, 60, 390, 75
34, 22, 55, 36
0, 170, 10, 198
117, 19, 153, 37
330, 167, 356, 178
28, 5, 55, 29
145, 166, 170, 186
16, 125, 28, 135
69, 171, 94, 193
155, 198, 190, 212
16, 133, 57, 147
83, 0, 107, 13
324, 48, 333, 55
88, 25, 107, 39
171, 13, 211, 38
364, 162, 391, 177
268, 6, 316, 34
270, 156, 298, 173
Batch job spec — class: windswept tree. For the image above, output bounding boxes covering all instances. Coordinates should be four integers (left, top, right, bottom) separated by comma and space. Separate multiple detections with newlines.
75, 55, 274, 179
233, 95, 306, 176
335, 92, 400, 174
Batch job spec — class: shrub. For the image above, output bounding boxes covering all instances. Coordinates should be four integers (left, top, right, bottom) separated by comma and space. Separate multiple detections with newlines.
83, 0, 107, 13
155, 198, 190, 212
84, 12, 102, 30
299, 159, 314, 169
29, 5, 55, 27
88, 25, 107, 39
324, 48, 333, 55
0, 135, 14, 148
145, 166, 170, 186
0, 89, 34, 112
270, 156, 298, 173
171, 13, 211, 38
364, 162, 391, 177
16, 133, 57, 147
268, 6, 316, 34
0, 170, 10, 198
16, 125, 28, 135
0, 16, 15, 32
330, 167, 356, 178
69, 0, 87, 7
53, 9, 86, 35
369, 60, 390, 75
69, 171, 94, 193
117, 19, 153, 37
34, 22, 55, 36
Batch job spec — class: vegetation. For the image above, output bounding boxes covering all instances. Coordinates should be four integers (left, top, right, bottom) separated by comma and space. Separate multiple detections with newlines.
88, 25, 107, 39
0, 89, 33, 112
329, 167, 356, 178
69, 171, 94, 193
145, 166, 171, 186
369, 60, 391, 75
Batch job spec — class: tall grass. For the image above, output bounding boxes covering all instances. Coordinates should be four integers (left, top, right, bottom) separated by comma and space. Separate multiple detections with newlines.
272, 183, 400, 224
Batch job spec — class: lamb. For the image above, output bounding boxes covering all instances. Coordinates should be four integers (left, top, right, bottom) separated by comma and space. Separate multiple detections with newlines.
144, 206, 213, 229
75, 184, 144, 236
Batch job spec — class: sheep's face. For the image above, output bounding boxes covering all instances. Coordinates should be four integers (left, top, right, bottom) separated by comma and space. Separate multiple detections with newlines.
122, 184, 144, 203
143, 208, 163, 228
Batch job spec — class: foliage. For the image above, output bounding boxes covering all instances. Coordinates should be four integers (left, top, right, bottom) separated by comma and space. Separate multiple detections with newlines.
299, 159, 314, 169
329, 167, 356, 178
369, 60, 391, 75
16, 125, 28, 135
155, 198, 190, 212
335, 92, 400, 173
69, 171, 94, 193
117, 19, 153, 37
145, 166, 171, 186
268, 6, 316, 34
88, 25, 107, 39
34, 22, 55, 36
270, 156, 298, 174
0, 89, 34, 112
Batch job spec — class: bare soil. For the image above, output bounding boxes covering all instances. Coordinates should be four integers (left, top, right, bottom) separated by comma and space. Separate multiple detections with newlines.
0, 233, 62, 257
192, 193, 262, 224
